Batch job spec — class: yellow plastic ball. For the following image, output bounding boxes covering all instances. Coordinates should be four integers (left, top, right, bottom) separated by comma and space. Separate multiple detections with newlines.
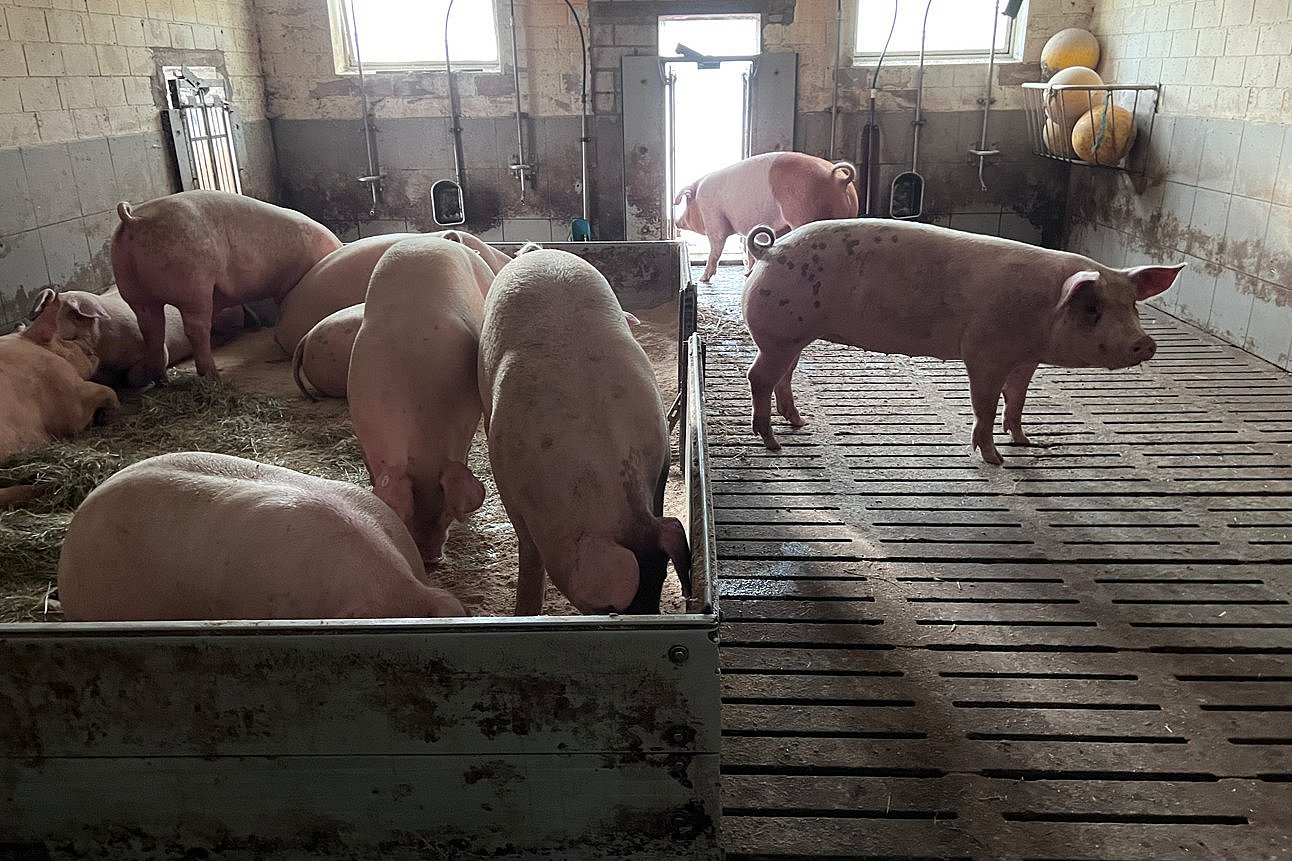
1072, 104, 1136, 166
1041, 28, 1101, 79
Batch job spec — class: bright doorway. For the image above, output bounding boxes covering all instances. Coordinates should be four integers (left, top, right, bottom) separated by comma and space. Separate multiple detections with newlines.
660, 15, 761, 265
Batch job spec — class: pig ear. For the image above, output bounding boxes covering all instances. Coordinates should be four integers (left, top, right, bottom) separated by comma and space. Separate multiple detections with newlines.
657, 517, 692, 598
569, 534, 639, 613
515, 242, 544, 256
441, 460, 485, 521
1123, 262, 1186, 300
1058, 270, 1101, 308
438, 230, 464, 245
623, 311, 640, 326
28, 288, 57, 318
61, 292, 109, 321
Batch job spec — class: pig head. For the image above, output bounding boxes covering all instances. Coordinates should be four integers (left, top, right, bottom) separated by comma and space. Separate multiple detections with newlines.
112, 189, 341, 382
740, 219, 1184, 464
478, 247, 692, 616
674, 151, 859, 283
57, 451, 467, 621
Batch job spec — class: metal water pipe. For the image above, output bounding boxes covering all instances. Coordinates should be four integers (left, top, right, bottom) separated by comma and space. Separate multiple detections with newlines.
507, 0, 532, 203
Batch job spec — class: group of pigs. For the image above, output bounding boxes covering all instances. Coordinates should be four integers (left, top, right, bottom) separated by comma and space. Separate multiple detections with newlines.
4, 189, 691, 623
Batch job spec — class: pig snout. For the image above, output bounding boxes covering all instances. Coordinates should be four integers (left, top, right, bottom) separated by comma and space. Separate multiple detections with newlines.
1131, 334, 1156, 361
1104, 333, 1157, 369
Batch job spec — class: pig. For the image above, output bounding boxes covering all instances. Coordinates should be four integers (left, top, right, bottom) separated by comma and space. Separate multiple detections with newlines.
275, 230, 512, 355
111, 190, 342, 383
1, 296, 119, 461
348, 235, 493, 566
740, 219, 1186, 464
29, 287, 247, 389
57, 451, 468, 621
292, 304, 363, 400
478, 248, 692, 616
674, 152, 859, 284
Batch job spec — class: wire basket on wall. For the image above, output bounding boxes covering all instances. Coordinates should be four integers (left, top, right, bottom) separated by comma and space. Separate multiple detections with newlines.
1021, 82, 1161, 175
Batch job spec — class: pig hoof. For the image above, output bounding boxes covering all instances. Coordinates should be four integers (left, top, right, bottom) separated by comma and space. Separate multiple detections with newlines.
978, 448, 1004, 466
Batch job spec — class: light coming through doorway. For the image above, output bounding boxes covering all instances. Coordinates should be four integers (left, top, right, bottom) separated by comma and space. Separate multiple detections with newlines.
660, 15, 760, 265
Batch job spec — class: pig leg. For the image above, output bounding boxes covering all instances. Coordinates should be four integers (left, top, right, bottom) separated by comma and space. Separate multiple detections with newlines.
178, 303, 219, 380
1001, 362, 1039, 446
966, 363, 1011, 466
773, 353, 807, 428
512, 514, 546, 616
700, 218, 734, 284
133, 304, 169, 384
748, 342, 807, 451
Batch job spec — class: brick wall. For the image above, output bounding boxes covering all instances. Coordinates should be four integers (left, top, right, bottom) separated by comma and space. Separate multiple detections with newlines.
0, 0, 276, 331
1065, 0, 1292, 369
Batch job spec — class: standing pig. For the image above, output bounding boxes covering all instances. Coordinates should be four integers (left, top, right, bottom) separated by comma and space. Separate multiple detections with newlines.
111, 190, 341, 383
275, 230, 511, 354
348, 235, 492, 566
674, 152, 859, 283
29, 287, 247, 388
1, 294, 119, 460
741, 220, 1185, 464
478, 248, 691, 616
292, 304, 363, 400
57, 451, 467, 620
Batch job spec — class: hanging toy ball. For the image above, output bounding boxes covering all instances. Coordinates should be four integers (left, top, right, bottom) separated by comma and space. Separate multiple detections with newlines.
1043, 118, 1078, 158
1072, 103, 1136, 166
1045, 66, 1106, 131
1041, 28, 1101, 79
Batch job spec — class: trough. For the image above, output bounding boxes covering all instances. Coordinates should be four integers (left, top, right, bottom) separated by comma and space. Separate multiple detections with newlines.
0, 241, 722, 860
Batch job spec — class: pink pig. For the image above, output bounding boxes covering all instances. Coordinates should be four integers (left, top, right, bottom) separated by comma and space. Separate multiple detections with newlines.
58, 451, 467, 621
275, 230, 511, 355
348, 235, 492, 566
478, 248, 691, 616
111, 190, 341, 382
741, 220, 1185, 464
674, 152, 859, 283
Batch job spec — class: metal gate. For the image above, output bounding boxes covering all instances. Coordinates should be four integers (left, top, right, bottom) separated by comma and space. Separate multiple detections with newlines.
162, 65, 244, 193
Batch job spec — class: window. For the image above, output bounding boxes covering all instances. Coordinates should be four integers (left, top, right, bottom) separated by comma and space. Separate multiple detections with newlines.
854, 0, 1016, 60
330, 0, 500, 73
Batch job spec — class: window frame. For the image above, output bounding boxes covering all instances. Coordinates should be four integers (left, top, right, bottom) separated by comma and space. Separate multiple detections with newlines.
848, 0, 1021, 65
327, 0, 504, 75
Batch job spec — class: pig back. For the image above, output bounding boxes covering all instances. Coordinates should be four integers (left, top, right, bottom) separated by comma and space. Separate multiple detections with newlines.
114, 190, 341, 309
275, 233, 415, 354
57, 452, 435, 621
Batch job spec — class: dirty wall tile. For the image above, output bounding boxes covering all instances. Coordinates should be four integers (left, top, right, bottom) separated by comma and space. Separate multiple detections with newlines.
1196, 118, 1242, 194
38, 217, 93, 291
1242, 282, 1292, 370
21, 143, 80, 225
1207, 268, 1256, 347
0, 148, 38, 236
1233, 122, 1283, 202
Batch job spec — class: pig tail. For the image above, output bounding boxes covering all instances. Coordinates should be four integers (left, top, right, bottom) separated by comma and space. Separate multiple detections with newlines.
746, 225, 777, 262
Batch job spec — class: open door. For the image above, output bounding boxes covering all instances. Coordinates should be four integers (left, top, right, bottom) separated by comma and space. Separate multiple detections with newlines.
747, 52, 798, 155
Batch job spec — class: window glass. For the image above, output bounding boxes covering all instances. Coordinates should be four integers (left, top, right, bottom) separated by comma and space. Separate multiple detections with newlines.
854, 0, 1014, 58
335, 0, 499, 71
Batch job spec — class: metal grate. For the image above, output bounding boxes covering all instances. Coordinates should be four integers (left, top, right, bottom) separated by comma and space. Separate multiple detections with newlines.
698, 269, 1292, 860
162, 65, 244, 193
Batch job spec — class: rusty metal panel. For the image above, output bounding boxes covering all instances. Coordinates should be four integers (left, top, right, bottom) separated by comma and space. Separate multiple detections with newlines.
0, 620, 720, 857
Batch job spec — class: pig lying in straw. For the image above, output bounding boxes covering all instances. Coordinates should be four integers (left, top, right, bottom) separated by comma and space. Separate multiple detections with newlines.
348, 235, 493, 566
741, 219, 1184, 464
478, 247, 692, 615
292, 304, 362, 401
275, 230, 512, 355
674, 152, 859, 283
29, 287, 248, 389
111, 190, 341, 383
58, 452, 467, 620
1, 292, 119, 461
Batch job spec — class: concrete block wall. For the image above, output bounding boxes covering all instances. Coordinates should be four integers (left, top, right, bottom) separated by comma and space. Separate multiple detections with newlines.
0, 0, 275, 332
1065, 0, 1292, 369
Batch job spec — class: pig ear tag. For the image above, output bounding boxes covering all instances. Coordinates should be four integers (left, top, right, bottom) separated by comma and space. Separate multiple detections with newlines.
1058, 270, 1101, 308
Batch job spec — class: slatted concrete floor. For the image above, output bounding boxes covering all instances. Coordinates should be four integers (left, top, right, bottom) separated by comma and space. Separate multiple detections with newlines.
696, 268, 1292, 861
